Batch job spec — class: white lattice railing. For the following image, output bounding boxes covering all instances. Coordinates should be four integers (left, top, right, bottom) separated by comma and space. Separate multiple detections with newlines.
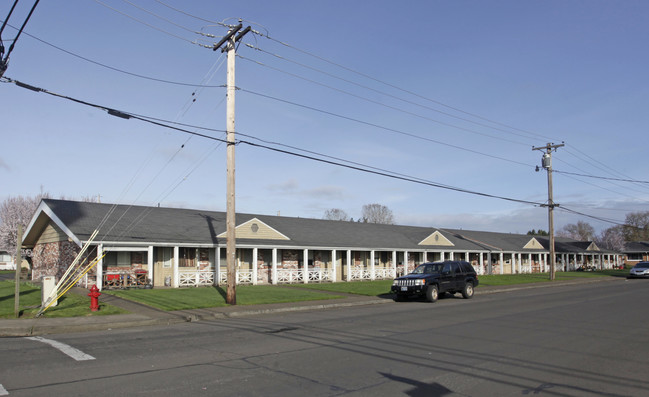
179, 271, 215, 287
308, 269, 332, 282
217, 271, 254, 285
277, 269, 303, 284
374, 267, 395, 279
350, 267, 371, 280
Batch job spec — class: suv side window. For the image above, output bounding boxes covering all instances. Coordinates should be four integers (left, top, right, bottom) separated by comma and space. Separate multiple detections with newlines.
451, 262, 461, 274
442, 263, 453, 275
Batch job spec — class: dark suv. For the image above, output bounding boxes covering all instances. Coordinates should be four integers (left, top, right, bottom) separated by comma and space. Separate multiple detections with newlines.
391, 261, 479, 302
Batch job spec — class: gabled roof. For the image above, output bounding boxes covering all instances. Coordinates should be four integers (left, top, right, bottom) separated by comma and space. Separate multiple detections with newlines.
22, 199, 488, 251
22, 199, 621, 255
624, 241, 649, 253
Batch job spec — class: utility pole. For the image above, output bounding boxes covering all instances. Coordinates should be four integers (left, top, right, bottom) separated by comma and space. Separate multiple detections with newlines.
533, 142, 564, 281
214, 23, 251, 305
14, 225, 23, 318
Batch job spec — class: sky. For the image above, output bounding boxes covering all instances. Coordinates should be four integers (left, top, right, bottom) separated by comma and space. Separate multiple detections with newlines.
1, 0, 648, 235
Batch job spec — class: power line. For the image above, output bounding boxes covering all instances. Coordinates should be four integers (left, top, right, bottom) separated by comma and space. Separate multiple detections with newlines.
2, 24, 227, 87
4, 75, 547, 209
251, 28, 561, 143
93, 0, 210, 47
244, 43, 541, 144
239, 87, 534, 168
554, 170, 649, 184
238, 54, 531, 146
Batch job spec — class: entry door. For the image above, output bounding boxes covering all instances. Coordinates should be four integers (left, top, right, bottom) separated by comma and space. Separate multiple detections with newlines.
154, 248, 173, 287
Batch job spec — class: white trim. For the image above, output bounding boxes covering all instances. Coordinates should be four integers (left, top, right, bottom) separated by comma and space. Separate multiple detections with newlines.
24, 201, 81, 247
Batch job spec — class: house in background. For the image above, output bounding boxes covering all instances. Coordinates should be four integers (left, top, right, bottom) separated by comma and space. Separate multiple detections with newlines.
0, 250, 15, 270
623, 241, 649, 264
21, 199, 623, 290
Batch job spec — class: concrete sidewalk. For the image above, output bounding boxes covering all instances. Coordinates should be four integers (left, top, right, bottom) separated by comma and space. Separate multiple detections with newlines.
0, 277, 622, 337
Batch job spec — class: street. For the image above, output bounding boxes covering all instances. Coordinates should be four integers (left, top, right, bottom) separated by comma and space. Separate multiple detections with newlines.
1, 278, 647, 396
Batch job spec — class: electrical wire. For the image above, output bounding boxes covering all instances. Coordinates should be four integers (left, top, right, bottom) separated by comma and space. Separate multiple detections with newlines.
93, 0, 209, 47
3, 23, 226, 87
238, 54, 531, 146
4, 75, 548, 209
239, 87, 534, 168
554, 170, 649, 184
244, 43, 543, 144
251, 29, 561, 143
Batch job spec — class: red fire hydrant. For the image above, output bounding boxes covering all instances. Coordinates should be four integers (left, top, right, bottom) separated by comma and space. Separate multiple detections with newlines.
88, 284, 101, 312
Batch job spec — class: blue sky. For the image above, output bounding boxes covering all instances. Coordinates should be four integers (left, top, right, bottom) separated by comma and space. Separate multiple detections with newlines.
1, 0, 648, 234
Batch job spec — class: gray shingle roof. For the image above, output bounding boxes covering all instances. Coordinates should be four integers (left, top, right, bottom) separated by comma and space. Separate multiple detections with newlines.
23, 199, 619, 255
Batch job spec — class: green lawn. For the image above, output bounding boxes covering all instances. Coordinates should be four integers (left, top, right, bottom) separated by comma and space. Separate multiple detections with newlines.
1, 269, 629, 317
105, 285, 344, 311
478, 269, 628, 286
0, 281, 128, 319
290, 280, 394, 296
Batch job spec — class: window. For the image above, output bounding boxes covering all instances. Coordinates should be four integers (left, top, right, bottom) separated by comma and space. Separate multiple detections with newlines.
104, 251, 132, 267
179, 248, 197, 267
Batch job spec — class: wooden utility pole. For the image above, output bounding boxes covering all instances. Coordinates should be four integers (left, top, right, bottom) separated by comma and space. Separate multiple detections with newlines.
14, 225, 23, 318
533, 142, 564, 281
214, 23, 250, 305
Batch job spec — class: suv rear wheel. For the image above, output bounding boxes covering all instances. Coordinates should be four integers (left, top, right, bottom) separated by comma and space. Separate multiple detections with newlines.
426, 285, 439, 302
461, 282, 474, 299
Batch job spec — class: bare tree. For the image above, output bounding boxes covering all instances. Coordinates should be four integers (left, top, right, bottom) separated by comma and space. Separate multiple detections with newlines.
556, 221, 595, 241
323, 208, 350, 221
361, 203, 394, 224
595, 225, 625, 251
0, 193, 49, 254
623, 211, 649, 242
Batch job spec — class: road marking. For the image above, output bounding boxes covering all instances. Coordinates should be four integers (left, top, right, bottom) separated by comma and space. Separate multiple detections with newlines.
0, 384, 8, 395
25, 336, 95, 361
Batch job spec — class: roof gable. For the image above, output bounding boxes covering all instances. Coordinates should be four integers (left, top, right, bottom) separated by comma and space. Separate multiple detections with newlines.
218, 218, 290, 240
586, 242, 600, 251
523, 238, 544, 250
419, 231, 454, 247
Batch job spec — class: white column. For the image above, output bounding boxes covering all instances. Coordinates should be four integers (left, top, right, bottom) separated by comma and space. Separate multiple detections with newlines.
216, 247, 221, 285
479, 252, 484, 275
147, 246, 153, 286
370, 250, 375, 280
441, 251, 445, 261
499, 252, 504, 275
303, 248, 309, 284
465, 252, 469, 262
97, 244, 104, 291
404, 251, 409, 273
392, 251, 397, 277
346, 250, 352, 281
272, 248, 278, 285
528, 253, 532, 273
449, 251, 454, 260
331, 250, 337, 282
252, 247, 258, 285
173, 246, 179, 288
518, 253, 522, 273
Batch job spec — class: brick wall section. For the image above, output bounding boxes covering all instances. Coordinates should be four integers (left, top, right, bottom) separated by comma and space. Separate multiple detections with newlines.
32, 241, 80, 281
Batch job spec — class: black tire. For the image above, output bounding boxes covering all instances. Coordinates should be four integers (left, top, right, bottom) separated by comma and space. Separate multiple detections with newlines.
393, 294, 406, 302
461, 282, 474, 299
426, 285, 439, 302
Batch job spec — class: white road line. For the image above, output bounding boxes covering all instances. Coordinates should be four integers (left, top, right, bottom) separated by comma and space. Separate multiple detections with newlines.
25, 336, 95, 361
0, 384, 8, 395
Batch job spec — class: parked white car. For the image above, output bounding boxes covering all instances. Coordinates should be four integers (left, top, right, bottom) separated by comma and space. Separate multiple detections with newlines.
628, 262, 649, 278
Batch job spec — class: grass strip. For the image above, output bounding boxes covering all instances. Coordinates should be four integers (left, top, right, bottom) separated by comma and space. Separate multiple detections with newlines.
105, 285, 343, 311
0, 281, 128, 319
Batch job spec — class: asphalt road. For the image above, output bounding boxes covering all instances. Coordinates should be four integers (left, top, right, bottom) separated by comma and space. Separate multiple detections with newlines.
1, 278, 647, 396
